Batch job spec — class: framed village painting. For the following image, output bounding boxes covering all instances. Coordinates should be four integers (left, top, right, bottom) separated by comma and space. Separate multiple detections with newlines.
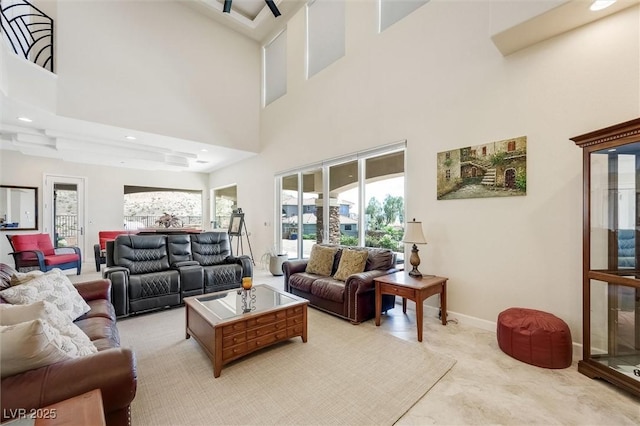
437, 136, 527, 200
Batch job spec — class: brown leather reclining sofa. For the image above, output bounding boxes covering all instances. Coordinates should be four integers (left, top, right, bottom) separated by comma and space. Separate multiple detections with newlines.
0, 263, 137, 426
283, 244, 399, 324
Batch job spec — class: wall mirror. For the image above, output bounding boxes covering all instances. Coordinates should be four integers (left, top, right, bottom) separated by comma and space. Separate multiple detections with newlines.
0, 185, 38, 231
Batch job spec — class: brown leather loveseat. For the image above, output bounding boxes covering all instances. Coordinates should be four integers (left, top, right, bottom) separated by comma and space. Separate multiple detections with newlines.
283, 244, 399, 323
0, 263, 137, 426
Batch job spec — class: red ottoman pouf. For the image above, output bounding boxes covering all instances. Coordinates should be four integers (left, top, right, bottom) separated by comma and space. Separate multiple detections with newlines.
497, 307, 572, 369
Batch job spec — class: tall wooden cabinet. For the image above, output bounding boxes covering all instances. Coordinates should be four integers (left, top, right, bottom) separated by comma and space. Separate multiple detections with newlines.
571, 118, 640, 397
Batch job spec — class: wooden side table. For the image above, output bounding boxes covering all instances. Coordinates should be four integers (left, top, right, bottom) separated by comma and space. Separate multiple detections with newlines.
375, 272, 448, 342
32, 388, 106, 426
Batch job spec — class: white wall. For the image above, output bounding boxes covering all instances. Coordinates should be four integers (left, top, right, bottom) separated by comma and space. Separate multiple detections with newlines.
209, 3, 640, 340
0, 150, 209, 266
0, 35, 57, 112
54, 0, 261, 152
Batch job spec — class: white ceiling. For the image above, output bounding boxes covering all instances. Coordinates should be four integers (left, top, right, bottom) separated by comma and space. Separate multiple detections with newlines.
0, 93, 257, 173
0, 0, 304, 174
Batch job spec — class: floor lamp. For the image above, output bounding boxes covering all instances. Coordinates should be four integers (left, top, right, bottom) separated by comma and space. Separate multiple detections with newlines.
404, 219, 428, 278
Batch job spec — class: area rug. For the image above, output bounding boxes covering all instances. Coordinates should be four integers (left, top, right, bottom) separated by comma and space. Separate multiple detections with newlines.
117, 306, 456, 425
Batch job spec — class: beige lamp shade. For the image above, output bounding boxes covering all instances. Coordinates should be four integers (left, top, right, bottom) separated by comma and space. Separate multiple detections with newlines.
403, 219, 426, 244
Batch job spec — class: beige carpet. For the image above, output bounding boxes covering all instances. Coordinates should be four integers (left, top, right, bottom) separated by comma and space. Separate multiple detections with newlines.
117, 306, 456, 426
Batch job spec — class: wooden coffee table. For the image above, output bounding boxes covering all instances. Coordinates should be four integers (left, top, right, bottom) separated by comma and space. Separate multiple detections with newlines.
184, 284, 308, 377
375, 272, 448, 342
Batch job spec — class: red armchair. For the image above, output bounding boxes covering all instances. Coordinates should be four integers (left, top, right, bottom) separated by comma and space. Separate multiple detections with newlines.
6, 233, 82, 274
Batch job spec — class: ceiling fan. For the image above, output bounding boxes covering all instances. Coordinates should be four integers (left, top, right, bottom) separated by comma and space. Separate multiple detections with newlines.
223, 0, 281, 17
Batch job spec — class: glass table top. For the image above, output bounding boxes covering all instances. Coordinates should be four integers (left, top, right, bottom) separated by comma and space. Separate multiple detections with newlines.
193, 285, 299, 322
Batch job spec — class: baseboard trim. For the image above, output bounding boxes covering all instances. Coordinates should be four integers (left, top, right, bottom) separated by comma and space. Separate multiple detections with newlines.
407, 302, 583, 360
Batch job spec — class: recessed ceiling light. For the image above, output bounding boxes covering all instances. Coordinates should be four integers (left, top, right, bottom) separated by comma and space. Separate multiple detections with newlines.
125, 135, 136, 140
590, 0, 616, 11
608, 149, 617, 152
201, 149, 208, 152
17, 116, 33, 122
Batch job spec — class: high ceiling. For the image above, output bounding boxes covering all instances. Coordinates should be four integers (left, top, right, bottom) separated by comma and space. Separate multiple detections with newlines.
182, 0, 304, 42
2, 0, 636, 173
0, 0, 304, 174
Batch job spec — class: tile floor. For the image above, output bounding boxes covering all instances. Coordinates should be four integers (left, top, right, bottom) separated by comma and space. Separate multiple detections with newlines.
74, 267, 640, 425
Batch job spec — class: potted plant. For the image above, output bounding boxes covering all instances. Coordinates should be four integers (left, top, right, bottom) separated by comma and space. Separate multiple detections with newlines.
261, 246, 288, 276
156, 212, 182, 228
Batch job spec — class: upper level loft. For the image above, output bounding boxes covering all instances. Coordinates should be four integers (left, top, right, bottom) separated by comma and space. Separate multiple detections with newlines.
1, 0, 54, 73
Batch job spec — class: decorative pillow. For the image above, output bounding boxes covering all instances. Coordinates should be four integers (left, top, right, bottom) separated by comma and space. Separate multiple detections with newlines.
333, 248, 369, 281
0, 301, 97, 357
0, 264, 14, 290
0, 319, 73, 378
305, 245, 339, 276
10, 270, 44, 286
0, 269, 91, 321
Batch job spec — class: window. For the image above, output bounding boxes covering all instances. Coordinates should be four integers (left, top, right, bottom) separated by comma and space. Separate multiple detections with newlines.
280, 173, 300, 259
446, 170, 451, 181
212, 185, 237, 230
307, 0, 345, 78
276, 142, 405, 260
329, 160, 359, 246
123, 186, 202, 230
279, 169, 323, 259
264, 30, 287, 106
379, 0, 429, 32
363, 151, 404, 251
508, 140, 516, 152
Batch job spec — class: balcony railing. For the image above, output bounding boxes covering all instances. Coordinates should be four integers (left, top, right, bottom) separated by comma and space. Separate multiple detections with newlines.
124, 215, 203, 230
53, 214, 203, 247
1, 0, 54, 72
54, 214, 77, 247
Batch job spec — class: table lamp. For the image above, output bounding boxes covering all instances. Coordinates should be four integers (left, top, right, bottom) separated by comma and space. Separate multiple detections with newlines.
403, 219, 428, 278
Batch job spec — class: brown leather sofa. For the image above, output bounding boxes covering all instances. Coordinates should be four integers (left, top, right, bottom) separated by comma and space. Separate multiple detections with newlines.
0, 263, 137, 426
283, 245, 399, 324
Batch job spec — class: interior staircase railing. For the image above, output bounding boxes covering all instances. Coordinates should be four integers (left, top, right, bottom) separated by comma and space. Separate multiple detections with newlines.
0, 0, 54, 72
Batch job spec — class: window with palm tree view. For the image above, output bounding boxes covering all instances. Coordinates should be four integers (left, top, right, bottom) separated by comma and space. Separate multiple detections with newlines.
278, 144, 405, 261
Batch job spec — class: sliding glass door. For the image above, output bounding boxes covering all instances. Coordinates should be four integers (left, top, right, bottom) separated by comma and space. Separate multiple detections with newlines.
364, 151, 405, 252
276, 143, 405, 260
301, 169, 323, 257
279, 169, 324, 260
280, 174, 300, 259
329, 160, 359, 246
